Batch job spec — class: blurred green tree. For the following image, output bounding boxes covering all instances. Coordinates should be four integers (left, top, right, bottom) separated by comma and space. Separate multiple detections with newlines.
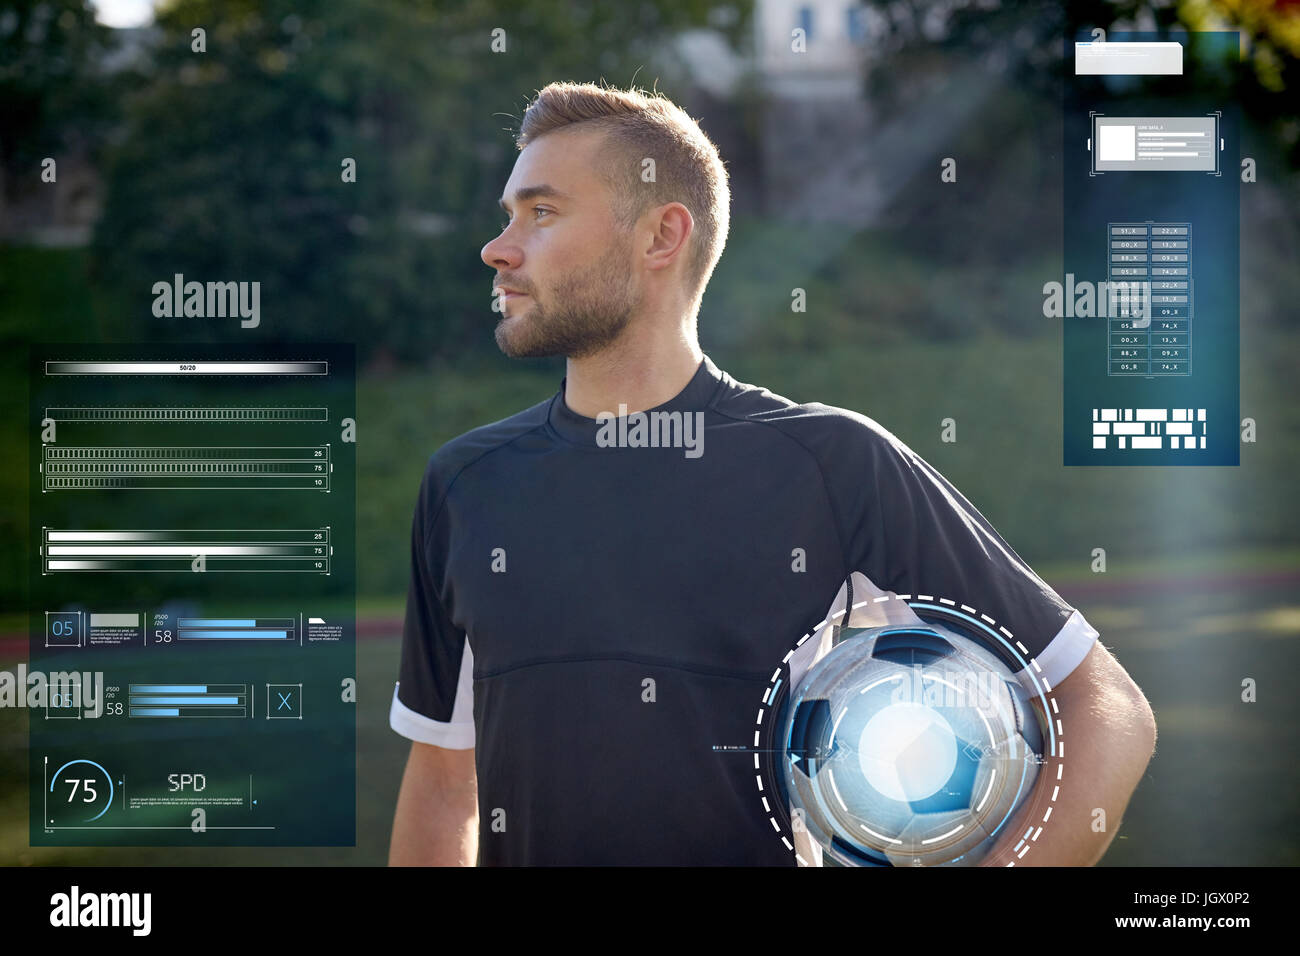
89, 0, 751, 364
0, 0, 117, 219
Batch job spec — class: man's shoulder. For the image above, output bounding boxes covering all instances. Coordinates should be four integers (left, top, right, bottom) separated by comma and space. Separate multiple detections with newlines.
715, 375, 905, 460
421, 396, 552, 487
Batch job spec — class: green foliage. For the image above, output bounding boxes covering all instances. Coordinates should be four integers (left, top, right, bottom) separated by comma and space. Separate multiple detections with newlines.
88, 0, 751, 361
0, 0, 118, 196
0, 244, 135, 612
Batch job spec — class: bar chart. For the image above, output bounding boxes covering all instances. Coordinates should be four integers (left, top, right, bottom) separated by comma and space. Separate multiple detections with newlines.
43, 445, 331, 491
176, 618, 296, 641
42, 528, 330, 573
128, 683, 250, 718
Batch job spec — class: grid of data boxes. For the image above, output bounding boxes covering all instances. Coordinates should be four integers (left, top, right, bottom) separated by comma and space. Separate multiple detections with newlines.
1108, 222, 1192, 377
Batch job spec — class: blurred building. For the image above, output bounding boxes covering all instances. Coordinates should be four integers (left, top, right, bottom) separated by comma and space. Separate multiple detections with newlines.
673, 0, 888, 224
2, 2, 891, 246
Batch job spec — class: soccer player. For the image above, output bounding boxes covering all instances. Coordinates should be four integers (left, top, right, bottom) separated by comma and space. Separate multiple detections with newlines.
388, 81, 1156, 866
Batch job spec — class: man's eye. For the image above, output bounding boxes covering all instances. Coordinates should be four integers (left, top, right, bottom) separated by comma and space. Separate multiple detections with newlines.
500, 208, 551, 230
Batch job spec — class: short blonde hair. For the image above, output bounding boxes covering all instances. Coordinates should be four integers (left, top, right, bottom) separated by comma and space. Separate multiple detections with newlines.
517, 81, 731, 305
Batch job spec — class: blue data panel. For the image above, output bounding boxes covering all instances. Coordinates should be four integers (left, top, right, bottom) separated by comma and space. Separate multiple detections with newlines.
29, 343, 356, 846
1063, 33, 1239, 466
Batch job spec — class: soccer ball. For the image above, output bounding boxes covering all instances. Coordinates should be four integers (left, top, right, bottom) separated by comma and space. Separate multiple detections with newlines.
778, 620, 1045, 866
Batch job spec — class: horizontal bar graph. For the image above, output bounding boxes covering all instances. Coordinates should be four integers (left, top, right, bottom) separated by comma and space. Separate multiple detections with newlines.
43, 445, 330, 491
179, 631, 288, 640
128, 683, 249, 718
46, 530, 327, 542
177, 618, 296, 641
132, 696, 240, 705
43, 529, 330, 573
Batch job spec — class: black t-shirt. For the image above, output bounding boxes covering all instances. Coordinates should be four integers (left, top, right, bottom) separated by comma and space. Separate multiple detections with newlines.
390, 354, 1098, 865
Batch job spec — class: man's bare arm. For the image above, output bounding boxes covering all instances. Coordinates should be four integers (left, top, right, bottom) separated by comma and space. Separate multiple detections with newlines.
984, 640, 1157, 866
389, 742, 478, 866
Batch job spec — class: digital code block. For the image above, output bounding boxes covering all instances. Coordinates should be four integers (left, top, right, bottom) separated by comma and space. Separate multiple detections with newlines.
1107, 223, 1192, 377
1063, 33, 1239, 466
1090, 407, 1207, 451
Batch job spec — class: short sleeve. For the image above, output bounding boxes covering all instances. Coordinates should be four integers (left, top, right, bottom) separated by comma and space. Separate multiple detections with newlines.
845, 419, 1098, 688
389, 462, 476, 749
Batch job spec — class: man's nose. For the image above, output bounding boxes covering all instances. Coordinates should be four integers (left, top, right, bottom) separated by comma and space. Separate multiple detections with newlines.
481, 232, 521, 270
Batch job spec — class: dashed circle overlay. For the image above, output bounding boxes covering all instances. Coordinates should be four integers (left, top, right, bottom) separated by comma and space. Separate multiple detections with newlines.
753, 593, 1065, 867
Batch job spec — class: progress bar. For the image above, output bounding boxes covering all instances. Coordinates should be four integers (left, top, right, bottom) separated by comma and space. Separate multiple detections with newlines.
128, 683, 249, 718
43, 446, 331, 491
176, 618, 296, 641
44, 407, 329, 422
45, 361, 328, 376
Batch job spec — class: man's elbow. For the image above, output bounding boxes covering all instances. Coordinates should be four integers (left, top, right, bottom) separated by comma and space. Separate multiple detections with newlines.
1114, 658, 1158, 773
1133, 682, 1158, 762
1090, 650, 1158, 801
1061, 641, 1158, 782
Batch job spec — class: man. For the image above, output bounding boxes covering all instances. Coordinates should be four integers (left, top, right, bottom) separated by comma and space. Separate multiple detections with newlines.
388, 81, 1156, 866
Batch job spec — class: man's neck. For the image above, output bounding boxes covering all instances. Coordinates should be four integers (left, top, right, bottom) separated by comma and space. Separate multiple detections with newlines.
562, 327, 704, 419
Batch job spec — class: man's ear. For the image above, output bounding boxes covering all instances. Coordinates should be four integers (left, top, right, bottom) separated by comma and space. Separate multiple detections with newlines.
642, 202, 694, 273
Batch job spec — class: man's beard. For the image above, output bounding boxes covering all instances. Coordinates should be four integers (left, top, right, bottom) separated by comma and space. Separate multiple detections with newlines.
494, 238, 639, 359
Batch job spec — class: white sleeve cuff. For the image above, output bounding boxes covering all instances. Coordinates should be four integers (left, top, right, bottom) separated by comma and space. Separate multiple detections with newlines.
389, 684, 476, 749
1014, 608, 1099, 689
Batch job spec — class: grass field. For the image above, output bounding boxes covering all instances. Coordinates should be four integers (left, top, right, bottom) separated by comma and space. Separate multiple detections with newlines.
1073, 576, 1300, 866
